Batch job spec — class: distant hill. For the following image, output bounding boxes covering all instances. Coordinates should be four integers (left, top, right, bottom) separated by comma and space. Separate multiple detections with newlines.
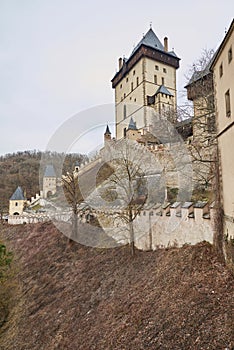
0, 222, 233, 349
0, 151, 86, 213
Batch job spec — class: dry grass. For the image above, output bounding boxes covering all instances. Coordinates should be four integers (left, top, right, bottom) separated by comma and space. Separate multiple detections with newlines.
0, 222, 233, 350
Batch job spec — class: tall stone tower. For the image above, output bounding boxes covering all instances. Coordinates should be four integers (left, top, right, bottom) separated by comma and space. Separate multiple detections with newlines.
43, 165, 57, 198
111, 27, 180, 140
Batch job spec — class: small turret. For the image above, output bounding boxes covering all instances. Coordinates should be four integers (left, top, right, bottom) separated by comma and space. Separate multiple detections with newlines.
126, 117, 141, 141
43, 164, 57, 198
104, 125, 112, 144
9, 186, 26, 215
74, 161, 80, 173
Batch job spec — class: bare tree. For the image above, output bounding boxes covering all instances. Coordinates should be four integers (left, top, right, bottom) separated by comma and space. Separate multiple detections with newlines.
184, 48, 217, 194
62, 170, 83, 240
101, 138, 162, 256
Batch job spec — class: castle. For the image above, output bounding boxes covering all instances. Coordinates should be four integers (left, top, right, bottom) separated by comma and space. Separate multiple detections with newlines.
8, 21, 234, 254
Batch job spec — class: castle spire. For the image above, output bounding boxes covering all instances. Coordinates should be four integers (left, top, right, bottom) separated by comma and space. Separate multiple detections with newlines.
104, 124, 112, 144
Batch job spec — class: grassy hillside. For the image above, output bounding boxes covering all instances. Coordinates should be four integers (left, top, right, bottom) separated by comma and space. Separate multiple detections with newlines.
0, 222, 233, 349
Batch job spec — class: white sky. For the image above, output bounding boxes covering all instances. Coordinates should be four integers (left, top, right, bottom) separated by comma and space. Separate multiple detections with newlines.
0, 0, 233, 155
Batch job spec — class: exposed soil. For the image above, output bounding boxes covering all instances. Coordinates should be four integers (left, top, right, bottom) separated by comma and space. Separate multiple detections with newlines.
0, 222, 233, 350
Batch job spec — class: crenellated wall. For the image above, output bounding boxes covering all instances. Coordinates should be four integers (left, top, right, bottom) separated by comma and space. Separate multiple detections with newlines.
134, 202, 214, 250
8, 200, 216, 252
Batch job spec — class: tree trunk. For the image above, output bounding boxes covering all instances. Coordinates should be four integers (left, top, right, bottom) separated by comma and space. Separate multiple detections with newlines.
72, 211, 78, 240
213, 147, 225, 262
129, 220, 135, 256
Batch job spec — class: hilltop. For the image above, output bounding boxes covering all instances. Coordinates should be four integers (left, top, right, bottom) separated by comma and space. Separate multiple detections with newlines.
0, 222, 233, 350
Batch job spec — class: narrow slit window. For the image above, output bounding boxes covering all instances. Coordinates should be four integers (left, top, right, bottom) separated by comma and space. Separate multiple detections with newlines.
228, 46, 232, 63
219, 63, 223, 77
225, 89, 231, 117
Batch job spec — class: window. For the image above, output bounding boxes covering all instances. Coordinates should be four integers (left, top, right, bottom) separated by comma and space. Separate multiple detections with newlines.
136, 77, 139, 86
219, 63, 223, 77
162, 77, 165, 85
123, 128, 127, 138
155, 65, 159, 70
123, 104, 127, 119
124, 93, 126, 98
154, 75, 157, 84
133, 70, 135, 75
131, 82, 133, 91
126, 77, 128, 83
163, 68, 167, 73
134, 98, 137, 102
15, 202, 18, 206
225, 89, 231, 117
228, 46, 232, 63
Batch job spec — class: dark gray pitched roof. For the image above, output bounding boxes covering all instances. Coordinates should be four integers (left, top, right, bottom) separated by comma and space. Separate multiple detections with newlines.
156, 85, 173, 96
104, 125, 111, 135
10, 186, 25, 200
127, 117, 137, 130
185, 53, 215, 87
44, 165, 56, 177
131, 28, 165, 56
168, 50, 178, 58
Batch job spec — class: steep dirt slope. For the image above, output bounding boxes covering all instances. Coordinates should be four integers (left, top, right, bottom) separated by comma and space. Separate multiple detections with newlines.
0, 222, 233, 350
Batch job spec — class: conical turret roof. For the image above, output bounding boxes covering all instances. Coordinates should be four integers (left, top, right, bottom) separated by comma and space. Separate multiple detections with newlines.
10, 186, 25, 200
44, 165, 56, 177
104, 125, 111, 135
127, 117, 137, 130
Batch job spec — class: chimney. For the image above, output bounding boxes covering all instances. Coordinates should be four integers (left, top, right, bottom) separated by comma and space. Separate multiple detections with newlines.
119, 57, 123, 70
164, 37, 168, 52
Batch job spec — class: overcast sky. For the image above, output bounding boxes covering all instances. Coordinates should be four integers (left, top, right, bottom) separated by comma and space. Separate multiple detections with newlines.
0, 0, 233, 156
